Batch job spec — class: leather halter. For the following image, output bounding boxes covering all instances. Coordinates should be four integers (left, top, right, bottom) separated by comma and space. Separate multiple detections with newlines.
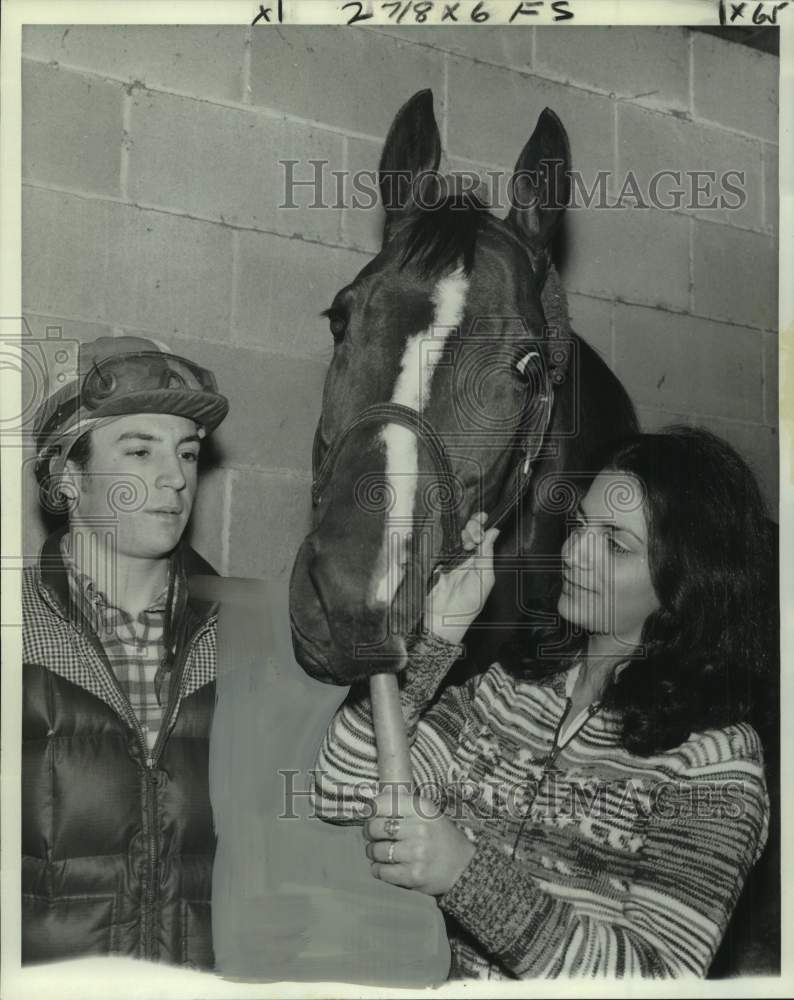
310, 359, 556, 577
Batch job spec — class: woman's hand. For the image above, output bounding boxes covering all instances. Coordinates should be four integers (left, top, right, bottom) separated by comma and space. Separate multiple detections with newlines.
364, 789, 475, 897
423, 512, 500, 645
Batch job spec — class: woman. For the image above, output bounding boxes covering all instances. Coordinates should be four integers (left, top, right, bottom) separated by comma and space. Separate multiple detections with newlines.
313, 427, 773, 978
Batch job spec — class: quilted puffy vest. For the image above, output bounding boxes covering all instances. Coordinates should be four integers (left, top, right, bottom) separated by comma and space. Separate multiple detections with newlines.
22, 530, 218, 968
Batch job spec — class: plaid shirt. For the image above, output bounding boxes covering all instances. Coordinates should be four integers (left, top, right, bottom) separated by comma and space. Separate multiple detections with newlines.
61, 535, 175, 752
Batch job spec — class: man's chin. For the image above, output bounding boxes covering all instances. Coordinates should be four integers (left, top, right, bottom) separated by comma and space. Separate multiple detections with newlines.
124, 519, 190, 559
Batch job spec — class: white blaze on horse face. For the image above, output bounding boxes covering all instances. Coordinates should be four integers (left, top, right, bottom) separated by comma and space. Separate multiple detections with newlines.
371, 267, 469, 608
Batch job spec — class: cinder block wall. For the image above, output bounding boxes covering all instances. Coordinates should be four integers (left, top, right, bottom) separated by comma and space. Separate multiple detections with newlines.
21, 25, 779, 575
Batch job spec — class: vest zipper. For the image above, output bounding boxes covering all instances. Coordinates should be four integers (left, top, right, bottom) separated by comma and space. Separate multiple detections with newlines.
56, 592, 214, 960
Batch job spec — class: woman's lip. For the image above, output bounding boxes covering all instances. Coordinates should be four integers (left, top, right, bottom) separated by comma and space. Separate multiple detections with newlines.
562, 573, 594, 593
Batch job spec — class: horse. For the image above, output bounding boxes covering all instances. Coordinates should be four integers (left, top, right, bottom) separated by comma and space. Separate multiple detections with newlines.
289, 89, 638, 688
205, 89, 639, 987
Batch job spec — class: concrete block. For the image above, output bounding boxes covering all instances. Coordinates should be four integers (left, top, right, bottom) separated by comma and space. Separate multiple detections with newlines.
617, 103, 763, 230
534, 26, 689, 111
186, 464, 229, 573
614, 302, 764, 423
563, 208, 690, 312
128, 90, 344, 242
23, 187, 234, 341
228, 469, 313, 581
249, 29, 446, 137
22, 60, 123, 197
635, 405, 692, 432
373, 26, 533, 69
764, 143, 779, 234
23, 187, 112, 320
445, 155, 514, 222
446, 58, 614, 174
234, 231, 368, 358
163, 335, 327, 474
693, 222, 777, 330
566, 292, 612, 365
342, 137, 388, 253
21, 25, 246, 102
764, 331, 778, 425
690, 416, 778, 515
692, 32, 778, 142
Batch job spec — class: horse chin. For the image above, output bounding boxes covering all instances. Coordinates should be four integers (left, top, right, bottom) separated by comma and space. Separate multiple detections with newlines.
290, 614, 408, 685
289, 541, 411, 684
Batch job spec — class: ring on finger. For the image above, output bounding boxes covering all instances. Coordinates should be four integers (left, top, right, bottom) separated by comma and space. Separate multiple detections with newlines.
387, 841, 397, 864
384, 818, 400, 838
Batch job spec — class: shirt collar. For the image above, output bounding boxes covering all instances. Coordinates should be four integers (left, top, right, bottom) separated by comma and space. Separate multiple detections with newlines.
60, 533, 171, 616
561, 655, 630, 701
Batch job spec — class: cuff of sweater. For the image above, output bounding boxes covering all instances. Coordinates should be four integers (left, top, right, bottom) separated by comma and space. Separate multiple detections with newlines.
401, 629, 464, 707
438, 835, 544, 964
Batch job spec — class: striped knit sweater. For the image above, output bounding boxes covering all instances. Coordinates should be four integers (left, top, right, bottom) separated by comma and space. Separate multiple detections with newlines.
313, 631, 770, 979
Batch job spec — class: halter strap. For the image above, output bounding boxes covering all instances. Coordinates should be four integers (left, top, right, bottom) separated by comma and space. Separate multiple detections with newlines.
311, 375, 556, 573
312, 402, 461, 559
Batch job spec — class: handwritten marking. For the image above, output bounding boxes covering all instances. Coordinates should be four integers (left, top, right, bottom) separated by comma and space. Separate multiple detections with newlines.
251, 1, 283, 24
342, 1, 375, 24
336, 0, 577, 25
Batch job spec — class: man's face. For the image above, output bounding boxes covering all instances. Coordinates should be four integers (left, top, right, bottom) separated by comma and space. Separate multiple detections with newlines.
67, 413, 201, 560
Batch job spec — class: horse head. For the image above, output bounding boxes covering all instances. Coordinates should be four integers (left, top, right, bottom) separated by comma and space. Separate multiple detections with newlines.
289, 89, 581, 685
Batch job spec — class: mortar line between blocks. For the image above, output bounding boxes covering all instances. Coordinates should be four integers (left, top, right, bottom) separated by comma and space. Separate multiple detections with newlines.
760, 142, 768, 232
21, 180, 377, 255
242, 25, 253, 104
687, 29, 695, 119
229, 229, 241, 347
609, 299, 616, 371
612, 99, 619, 200
120, 92, 132, 201
221, 468, 234, 576
21, 53, 776, 145
688, 217, 695, 314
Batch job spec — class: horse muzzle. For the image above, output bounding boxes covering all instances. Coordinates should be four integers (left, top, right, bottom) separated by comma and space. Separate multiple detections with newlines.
288, 536, 411, 684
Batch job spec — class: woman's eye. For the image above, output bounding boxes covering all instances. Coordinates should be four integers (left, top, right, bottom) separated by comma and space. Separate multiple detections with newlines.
606, 535, 630, 555
127, 449, 149, 458
181, 451, 199, 463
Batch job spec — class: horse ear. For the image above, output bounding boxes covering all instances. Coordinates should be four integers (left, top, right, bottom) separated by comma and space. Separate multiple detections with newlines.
507, 108, 571, 255
378, 89, 442, 218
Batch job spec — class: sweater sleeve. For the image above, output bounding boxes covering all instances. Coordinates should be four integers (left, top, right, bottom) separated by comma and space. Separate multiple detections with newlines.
438, 729, 770, 978
312, 630, 473, 823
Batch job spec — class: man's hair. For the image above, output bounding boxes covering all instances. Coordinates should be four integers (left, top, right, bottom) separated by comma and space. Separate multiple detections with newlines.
35, 431, 93, 515
65, 431, 93, 472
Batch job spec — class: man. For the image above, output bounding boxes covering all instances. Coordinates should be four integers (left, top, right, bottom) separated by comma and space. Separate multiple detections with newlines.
22, 335, 229, 968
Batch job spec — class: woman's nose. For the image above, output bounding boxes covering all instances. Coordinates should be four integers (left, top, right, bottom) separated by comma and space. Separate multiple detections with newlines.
562, 526, 593, 570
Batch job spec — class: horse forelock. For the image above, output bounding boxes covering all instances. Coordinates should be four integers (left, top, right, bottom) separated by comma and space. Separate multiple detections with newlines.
397, 190, 490, 278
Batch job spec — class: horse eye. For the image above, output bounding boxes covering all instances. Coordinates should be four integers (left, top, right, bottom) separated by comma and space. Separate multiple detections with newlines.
325, 310, 348, 342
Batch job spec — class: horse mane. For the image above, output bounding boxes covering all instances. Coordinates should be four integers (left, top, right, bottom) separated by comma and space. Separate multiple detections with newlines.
397, 187, 491, 277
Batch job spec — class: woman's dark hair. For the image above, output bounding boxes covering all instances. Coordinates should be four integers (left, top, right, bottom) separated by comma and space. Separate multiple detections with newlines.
511, 426, 775, 755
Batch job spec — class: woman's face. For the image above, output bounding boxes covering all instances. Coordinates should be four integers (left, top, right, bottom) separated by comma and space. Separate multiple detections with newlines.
557, 471, 660, 644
